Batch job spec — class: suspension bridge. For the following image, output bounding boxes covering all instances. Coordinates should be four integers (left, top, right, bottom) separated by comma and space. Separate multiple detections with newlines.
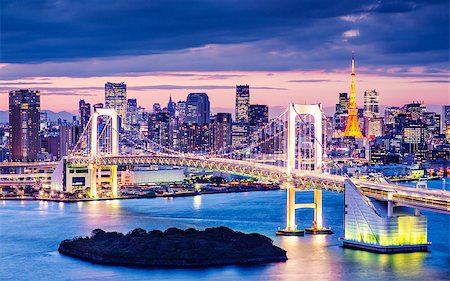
47, 104, 450, 253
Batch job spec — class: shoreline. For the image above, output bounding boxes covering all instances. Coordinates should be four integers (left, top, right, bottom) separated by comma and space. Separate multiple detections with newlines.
1, 187, 280, 202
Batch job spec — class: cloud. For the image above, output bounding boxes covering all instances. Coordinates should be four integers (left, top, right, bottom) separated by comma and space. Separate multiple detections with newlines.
0, 0, 448, 79
408, 80, 450, 83
343, 29, 360, 38
288, 79, 343, 83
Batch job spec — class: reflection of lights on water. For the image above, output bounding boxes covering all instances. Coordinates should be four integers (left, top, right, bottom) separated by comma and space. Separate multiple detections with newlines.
20, 200, 25, 205
77, 202, 83, 209
347, 249, 426, 277
2, 200, 5, 206
193, 195, 202, 210
59, 202, 64, 210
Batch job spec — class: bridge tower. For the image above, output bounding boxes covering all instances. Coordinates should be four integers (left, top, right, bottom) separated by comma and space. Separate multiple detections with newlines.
277, 103, 332, 236
88, 108, 119, 198
51, 108, 120, 198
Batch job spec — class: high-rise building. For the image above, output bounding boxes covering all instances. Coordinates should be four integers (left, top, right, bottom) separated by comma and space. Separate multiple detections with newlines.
403, 123, 427, 161
212, 113, 232, 151
126, 99, 138, 126
231, 123, 249, 148
186, 93, 210, 125
342, 52, 363, 138
249, 104, 269, 127
79, 99, 91, 131
176, 101, 187, 123
442, 106, 450, 139
9, 89, 41, 161
334, 92, 349, 131
363, 89, 380, 118
105, 82, 127, 128
167, 96, 176, 118
403, 102, 426, 122
235, 85, 250, 123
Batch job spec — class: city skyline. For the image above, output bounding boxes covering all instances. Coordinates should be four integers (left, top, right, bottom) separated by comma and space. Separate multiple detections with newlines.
0, 0, 448, 113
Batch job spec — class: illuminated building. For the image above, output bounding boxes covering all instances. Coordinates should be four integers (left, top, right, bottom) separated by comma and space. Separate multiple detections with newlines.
231, 123, 249, 148
186, 93, 210, 126
442, 105, 450, 140
343, 180, 429, 253
105, 82, 127, 128
334, 92, 349, 131
176, 101, 187, 123
212, 113, 232, 151
342, 52, 363, 138
9, 89, 41, 161
363, 89, 380, 118
79, 99, 91, 131
167, 95, 176, 118
235, 85, 250, 123
249, 104, 269, 127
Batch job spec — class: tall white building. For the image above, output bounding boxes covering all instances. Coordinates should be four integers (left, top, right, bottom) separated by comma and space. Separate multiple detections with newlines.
363, 89, 380, 118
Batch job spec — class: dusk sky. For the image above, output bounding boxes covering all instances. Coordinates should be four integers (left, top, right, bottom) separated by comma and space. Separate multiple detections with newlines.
1, 0, 448, 115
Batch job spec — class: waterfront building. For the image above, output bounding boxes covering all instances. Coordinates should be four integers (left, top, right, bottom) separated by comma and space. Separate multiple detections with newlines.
79, 99, 91, 131
235, 85, 250, 123
105, 82, 127, 128
342, 53, 363, 138
186, 93, 210, 126
9, 89, 40, 161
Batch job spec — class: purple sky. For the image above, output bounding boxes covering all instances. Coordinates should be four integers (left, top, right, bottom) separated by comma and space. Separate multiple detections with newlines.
0, 0, 448, 113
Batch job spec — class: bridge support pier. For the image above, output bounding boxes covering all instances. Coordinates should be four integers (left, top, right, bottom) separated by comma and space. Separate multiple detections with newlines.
305, 189, 333, 234
88, 163, 97, 198
276, 181, 304, 236
111, 165, 118, 198
342, 179, 429, 253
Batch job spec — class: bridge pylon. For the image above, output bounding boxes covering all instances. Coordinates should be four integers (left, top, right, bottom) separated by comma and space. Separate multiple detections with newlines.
277, 103, 332, 236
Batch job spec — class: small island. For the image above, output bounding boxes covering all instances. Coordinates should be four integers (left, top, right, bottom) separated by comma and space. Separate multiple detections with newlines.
58, 226, 287, 267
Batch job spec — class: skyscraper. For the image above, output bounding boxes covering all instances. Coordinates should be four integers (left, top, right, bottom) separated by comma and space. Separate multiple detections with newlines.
79, 99, 91, 131
342, 52, 363, 138
363, 89, 380, 118
249, 104, 269, 127
105, 82, 127, 128
9, 89, 40, 161
442, 106, 450, 139
334, 92, 349, 131
167, 96, 176, 118
186, 93, 210, 125
235, 85, 250, 123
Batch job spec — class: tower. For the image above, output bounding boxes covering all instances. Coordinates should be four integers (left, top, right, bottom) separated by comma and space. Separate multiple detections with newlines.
9, 89, 41, 161
342, 52, 363, 138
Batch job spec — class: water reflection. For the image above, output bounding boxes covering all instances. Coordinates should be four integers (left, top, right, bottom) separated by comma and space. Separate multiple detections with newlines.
193, 195, 202, 210
344, 249, 426, 278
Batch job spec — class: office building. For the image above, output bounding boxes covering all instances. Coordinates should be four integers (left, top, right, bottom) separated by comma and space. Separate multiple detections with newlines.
235, 85, 250, 123
79, 99, 91, 131
105, 82, 127, 128
186, 93, 210, 125
9, 89, 40, 161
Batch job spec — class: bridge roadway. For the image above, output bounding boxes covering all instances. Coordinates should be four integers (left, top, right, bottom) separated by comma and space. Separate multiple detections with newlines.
66, 153, 450, 213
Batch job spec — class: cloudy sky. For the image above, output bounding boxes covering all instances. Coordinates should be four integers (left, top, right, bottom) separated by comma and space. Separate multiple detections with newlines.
0, 0, 448, 114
